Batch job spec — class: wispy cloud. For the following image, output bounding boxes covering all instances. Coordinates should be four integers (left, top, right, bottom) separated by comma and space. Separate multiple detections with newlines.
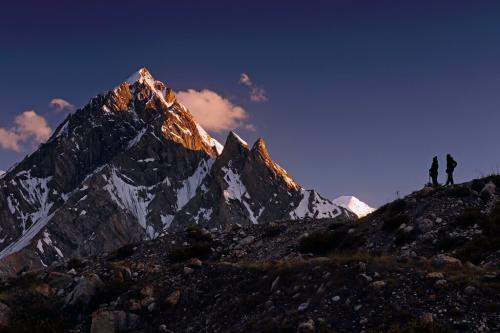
0, 111, 53, 152
239, 73, 268, 102
49, 98, 74, 112
176, 89, 255, 132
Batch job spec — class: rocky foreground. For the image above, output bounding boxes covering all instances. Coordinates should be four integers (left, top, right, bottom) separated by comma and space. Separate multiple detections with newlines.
0, 177, 500, 332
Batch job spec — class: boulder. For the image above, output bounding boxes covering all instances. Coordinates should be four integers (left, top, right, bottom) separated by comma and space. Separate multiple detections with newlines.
426, 272, 444, 279
421, 313, 433, 324
239, 236, 256, 246
187, 258, 202, 268
65, 273, 104, 307
370, 281, 386, 289
417, 219, 434, 233
297, 319, 315, 333
480, 182, 496, 199
165, 290, 181, 306
90, 310, 140, 333
432, 255, 462, 268
0, 302, 12, 330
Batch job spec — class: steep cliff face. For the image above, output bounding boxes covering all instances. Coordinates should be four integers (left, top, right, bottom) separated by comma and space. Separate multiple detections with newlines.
0, 68, 351, 274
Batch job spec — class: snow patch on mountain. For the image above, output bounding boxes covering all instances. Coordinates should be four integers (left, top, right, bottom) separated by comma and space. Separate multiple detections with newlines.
104, 168, 155, 231
231, 131, 248, 146
222, 167, 249, 202
196, 124, 224, 155
127, 127, 147, 149
176, 158, 215, 210
333, 196, 375, 218
161, 215, 174, 228
290, 190, 342, 220
194, 207, 213, 223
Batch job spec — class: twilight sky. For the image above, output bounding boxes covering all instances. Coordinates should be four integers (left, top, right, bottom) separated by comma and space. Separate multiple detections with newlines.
1, 0, 500, 207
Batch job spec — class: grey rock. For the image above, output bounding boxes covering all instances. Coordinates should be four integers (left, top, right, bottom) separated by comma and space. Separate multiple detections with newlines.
90, 310, 140, 333
297, 319, 315, 333
298, 301, 310, 312
0, 302, 12, 330
464, 286, 476, 295
418, 218, 434, 233
65, 273, 104, 307
239, 236, 256, 246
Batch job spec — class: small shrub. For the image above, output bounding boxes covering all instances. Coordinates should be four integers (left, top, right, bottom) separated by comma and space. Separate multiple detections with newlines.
170, 243, 212, 262
456, 236, 500, 264
186, 225, 213, 242
383, 214, 409, 231
394, 229, 417, 245
471, 179, 485, 192
107, 243, 136, 261
388, 199, 407, 216
8, 272, 38, 289
263, 223, 286, 238
447, 185, 471, 198
299, 229, 364, 255
455, 208, 485, 228
485, 174, 500, 188
66, 258, 85, 270
5, 296, 71, 333
436, 236, 466, 251
388, 319, 452, 333
299, 230, 343, 255
89, 279, 129, 311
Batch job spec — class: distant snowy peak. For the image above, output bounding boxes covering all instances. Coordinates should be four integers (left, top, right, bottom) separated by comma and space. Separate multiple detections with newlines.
333, 196, 375, 218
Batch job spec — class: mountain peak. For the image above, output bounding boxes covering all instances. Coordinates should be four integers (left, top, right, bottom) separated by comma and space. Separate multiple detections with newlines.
126, 67, 154, 85
332, 195, 375, 218
120, 67, 175, 108
228, 131, 248, 147
251, 138, 269, 157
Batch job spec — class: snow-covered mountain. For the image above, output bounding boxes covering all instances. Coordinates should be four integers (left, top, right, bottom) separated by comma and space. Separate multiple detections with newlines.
0, 68, 353, 275
333, 196, 375, 218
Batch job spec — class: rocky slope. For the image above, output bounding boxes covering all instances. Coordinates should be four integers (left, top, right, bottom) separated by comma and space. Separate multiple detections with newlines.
0, 68, 351, 276
0, 177, 498, 332
344, 176, 500, 268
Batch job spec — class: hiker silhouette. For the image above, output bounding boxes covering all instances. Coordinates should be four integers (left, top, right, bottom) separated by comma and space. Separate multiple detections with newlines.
429, 156, 439, 186
445, 154, 458, 186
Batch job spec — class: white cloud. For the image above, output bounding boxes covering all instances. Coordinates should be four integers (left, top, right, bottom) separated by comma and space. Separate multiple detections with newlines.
239, 73, 268, 102
49, 98, 74, 112
0, 111, 53, 152
239, 73, 252, 86
176, 89, 254, 132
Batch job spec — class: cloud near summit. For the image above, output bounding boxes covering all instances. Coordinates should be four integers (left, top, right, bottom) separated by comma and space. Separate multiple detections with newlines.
50, 98, 74, 112
239, 73, 267, 102
176, 89, 254, 133
0, 111, 53, 152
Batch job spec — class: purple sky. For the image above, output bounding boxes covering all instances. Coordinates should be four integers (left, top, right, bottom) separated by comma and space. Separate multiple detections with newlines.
1, 1, 500, 207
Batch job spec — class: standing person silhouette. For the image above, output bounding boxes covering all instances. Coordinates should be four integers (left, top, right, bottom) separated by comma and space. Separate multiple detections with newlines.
429, 156, 439, 186
445, 154, 458, 186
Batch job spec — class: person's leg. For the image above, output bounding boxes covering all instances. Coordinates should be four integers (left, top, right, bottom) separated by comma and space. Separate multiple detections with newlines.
450, 173, 454, 185
446, 173, 451, 186
432, 175, 438, 186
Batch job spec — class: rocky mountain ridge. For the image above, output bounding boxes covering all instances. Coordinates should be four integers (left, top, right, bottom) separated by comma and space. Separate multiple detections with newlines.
0, 176, 498, 332
0, 68, 352, 276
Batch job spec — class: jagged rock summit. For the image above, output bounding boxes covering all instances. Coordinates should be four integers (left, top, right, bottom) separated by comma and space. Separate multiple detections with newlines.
0, 68, 352, 275
333, 195, 375, 218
